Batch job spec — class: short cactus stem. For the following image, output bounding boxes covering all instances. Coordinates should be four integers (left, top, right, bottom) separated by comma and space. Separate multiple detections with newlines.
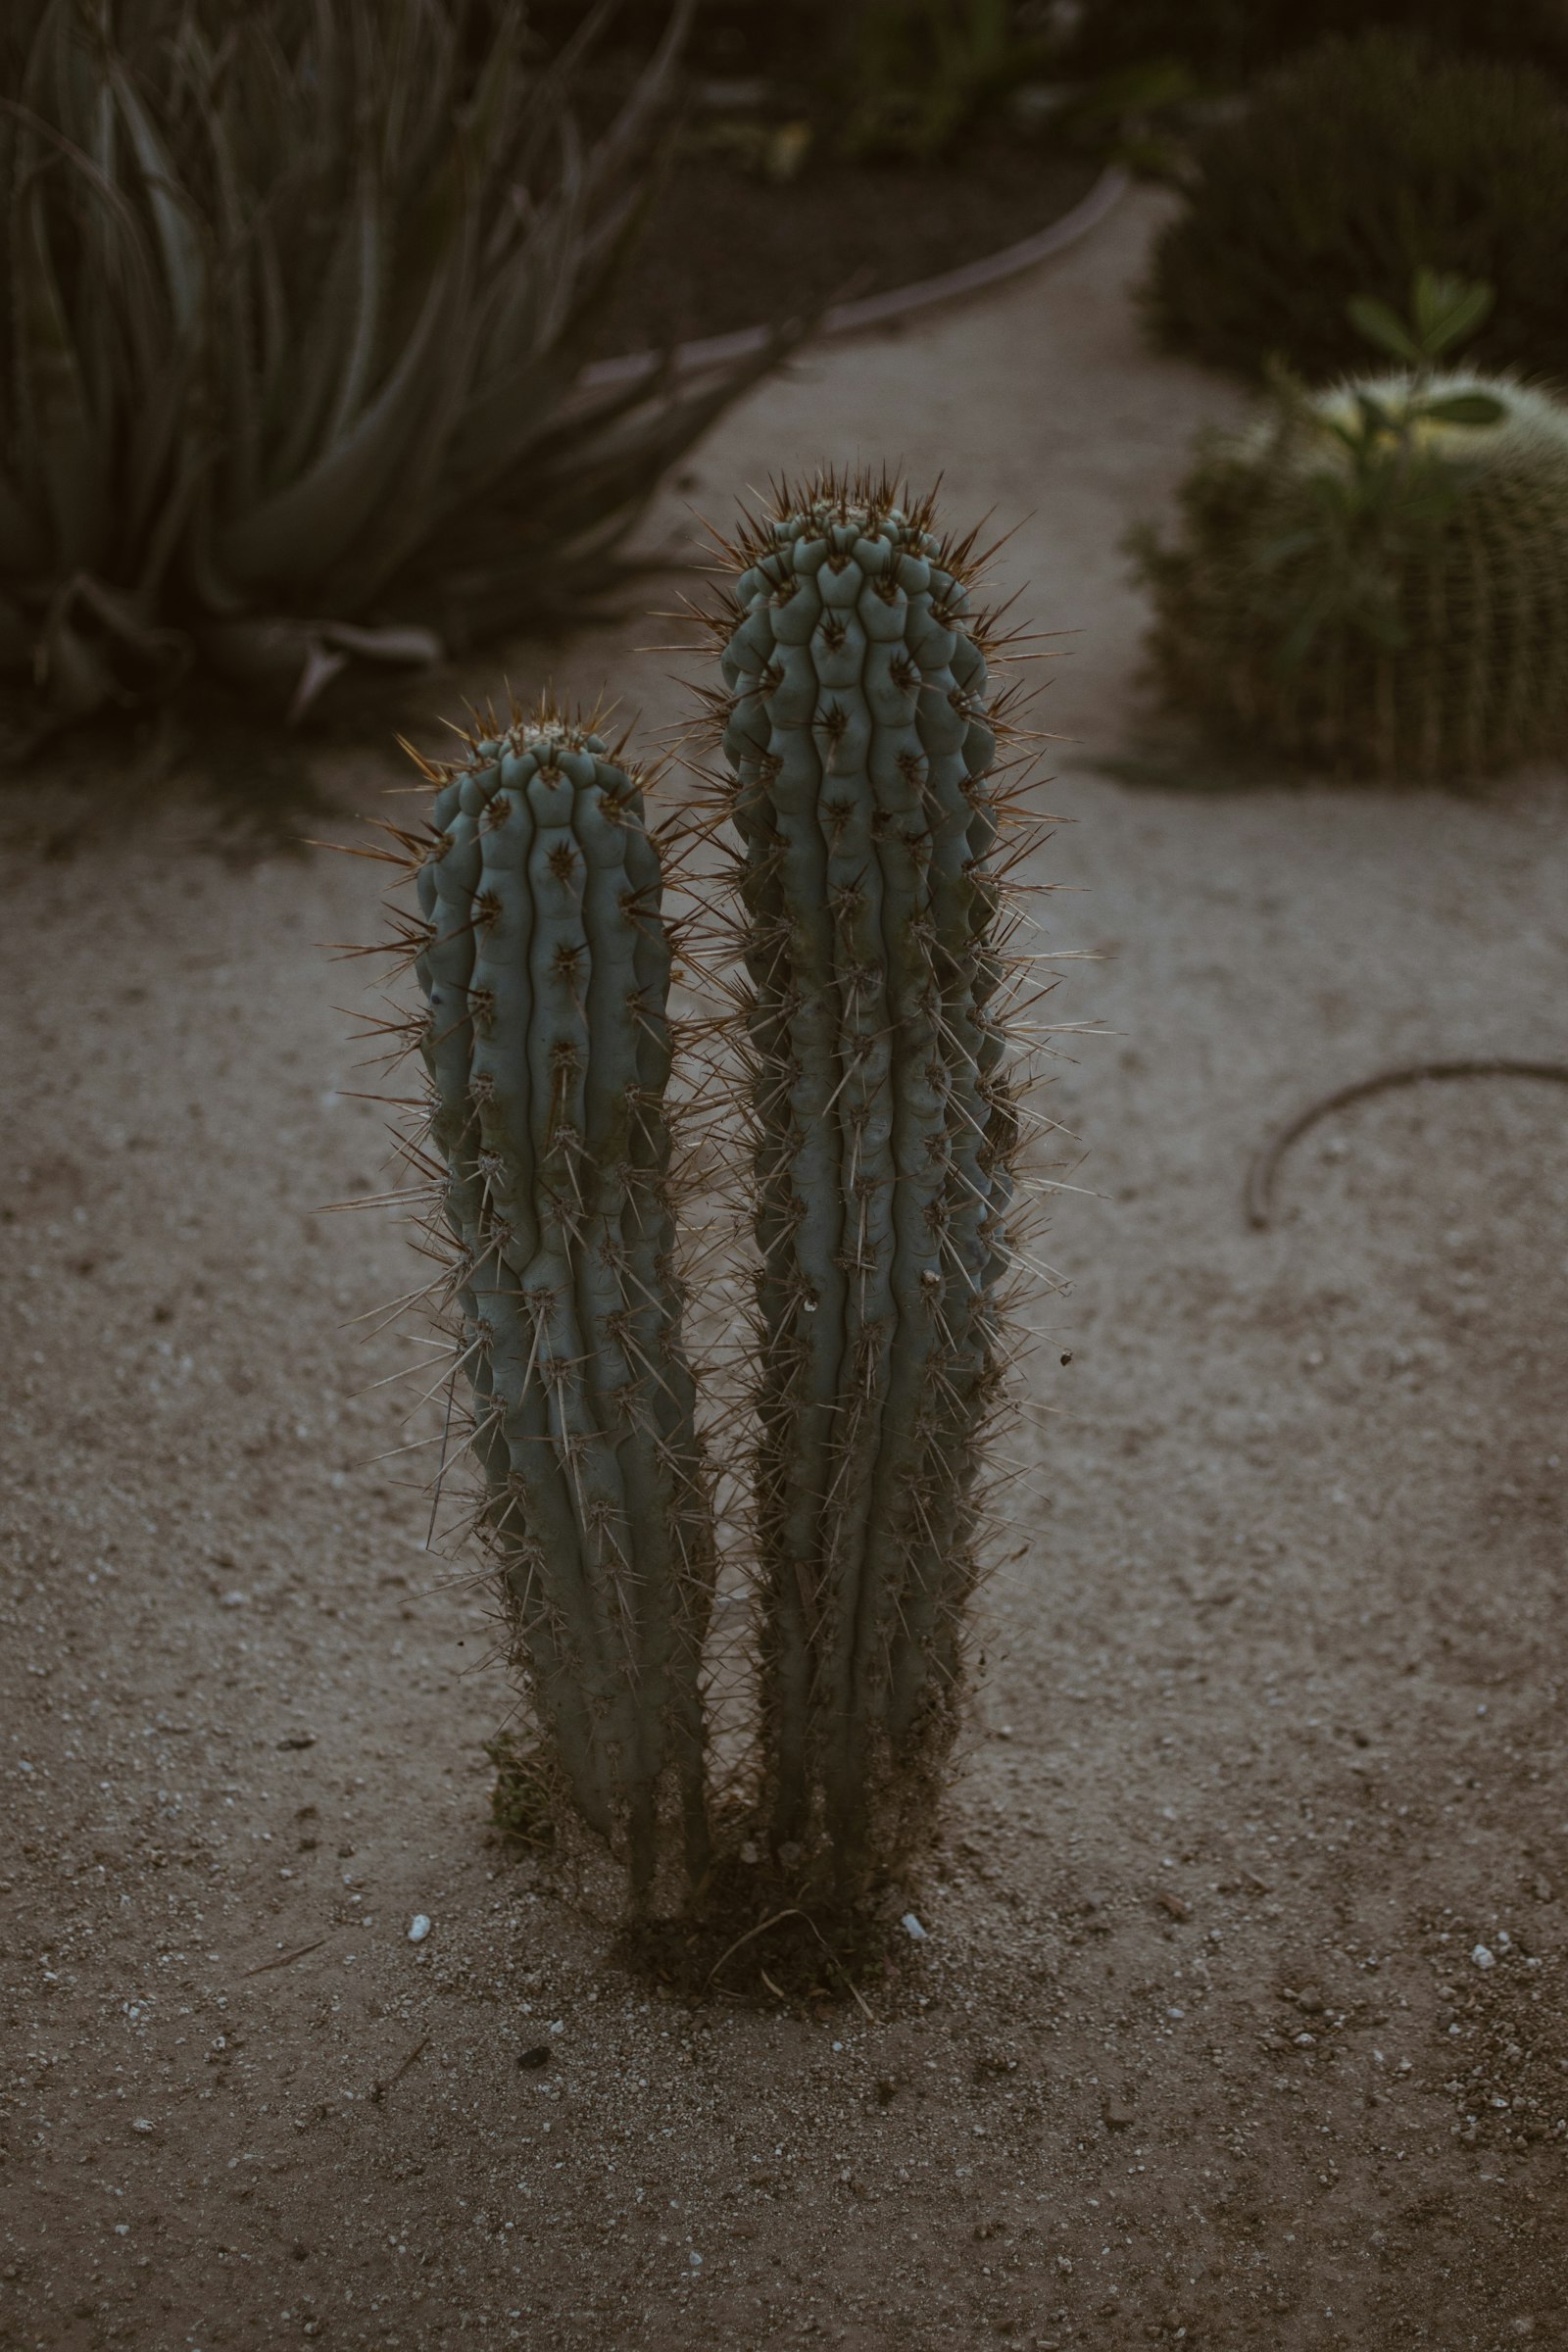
716, 472, 1028, 1903
409, 707, 715, 1909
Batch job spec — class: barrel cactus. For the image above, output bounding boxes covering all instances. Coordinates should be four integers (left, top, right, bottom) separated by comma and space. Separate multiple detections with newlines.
407, 705, 716, 1909
1132, 369, 1568, 780
711, 472, 1029, 1903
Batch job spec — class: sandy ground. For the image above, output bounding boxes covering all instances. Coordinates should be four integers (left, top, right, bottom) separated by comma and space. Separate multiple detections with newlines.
3, 189, 1568, 2352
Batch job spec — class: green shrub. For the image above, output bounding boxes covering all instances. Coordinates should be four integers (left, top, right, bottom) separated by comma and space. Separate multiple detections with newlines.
1132, 332, 1568, 781
838, 0, 1051, 160
1061, 0, 1568, 90
0, 0, 776, 744
1145, 33, 1568, 386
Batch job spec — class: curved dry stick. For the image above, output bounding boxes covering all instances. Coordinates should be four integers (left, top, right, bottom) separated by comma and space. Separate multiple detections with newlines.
1246, 1058, 1568, 1231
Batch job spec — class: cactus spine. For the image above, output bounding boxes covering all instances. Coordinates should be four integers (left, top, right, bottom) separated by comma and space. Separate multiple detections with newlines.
716, 473, 1022, 1899
411, 709, 714, 1907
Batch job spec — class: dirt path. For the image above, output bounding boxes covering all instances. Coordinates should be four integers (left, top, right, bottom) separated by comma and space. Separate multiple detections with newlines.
3, 191, 1567, 2352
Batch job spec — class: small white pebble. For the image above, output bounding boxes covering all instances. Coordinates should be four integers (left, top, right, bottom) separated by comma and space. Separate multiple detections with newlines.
902, 1913, 927, 1940
408, 1915, 431, 1944
1472, 1944, 1494, 1970
549, 2019, 564, 2035
220, 1591, 248, 1609
132, 2119, 154, 2133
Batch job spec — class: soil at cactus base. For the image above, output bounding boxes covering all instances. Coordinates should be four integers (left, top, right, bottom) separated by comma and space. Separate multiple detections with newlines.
592, 145, 1101, 356
3, 188, 1567, 2352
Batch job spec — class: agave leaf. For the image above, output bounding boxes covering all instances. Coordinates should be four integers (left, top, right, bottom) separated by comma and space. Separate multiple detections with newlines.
36, 571, 190, 718
120, 339, 206, 554
199, 65, 264, 513
11, 170, 104, 572
108, 58, 205, 335
319, 161, 385, 449
0, 456, 48, 578
0, 590, 30, 672
194, 609, 440, 720
215, 252, 463, 589
35, 607, 114, 721
2, 86, 171, 387
289, 616, 444, 723
404, 331, 795, 644
262, 148, 382, 488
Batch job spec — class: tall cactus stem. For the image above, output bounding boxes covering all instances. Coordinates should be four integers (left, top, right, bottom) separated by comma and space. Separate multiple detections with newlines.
715, 472, 1033, 1901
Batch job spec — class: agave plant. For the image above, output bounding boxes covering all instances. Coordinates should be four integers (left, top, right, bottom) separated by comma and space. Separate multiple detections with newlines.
0, 0, 780, 739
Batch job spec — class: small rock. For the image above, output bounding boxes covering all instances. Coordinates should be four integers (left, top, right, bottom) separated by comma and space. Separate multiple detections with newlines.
517, 2046, 550, 2071
131, 2119, 154, 2134
1102, 2099, 1136, 2132
408, 1915, 431, 1944
1155, 1890, 1190, 1922
1472, 1945, 1495, 1971
1532, 1878, 1554, 1904
901, 1913, 927, 1940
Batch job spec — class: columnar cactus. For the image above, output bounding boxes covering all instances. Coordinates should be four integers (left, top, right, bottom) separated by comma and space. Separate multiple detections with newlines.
380, 480, 1046, 1929
714, 472, 1024, 1899
409, 708, 715, 1907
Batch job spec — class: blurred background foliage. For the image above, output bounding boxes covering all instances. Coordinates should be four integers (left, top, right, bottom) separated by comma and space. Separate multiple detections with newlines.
1051, 0, 1568, 89
1143, 32, 1568, 389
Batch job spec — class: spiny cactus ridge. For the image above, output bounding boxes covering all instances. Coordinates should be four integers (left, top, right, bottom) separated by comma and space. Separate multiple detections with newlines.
389, 705, 717, 1908
701, 469, 1045, 1899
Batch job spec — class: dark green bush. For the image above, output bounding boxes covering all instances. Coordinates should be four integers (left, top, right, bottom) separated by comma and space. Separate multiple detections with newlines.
1061, 0, 1568, 89
1146, 33, 1568, 386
